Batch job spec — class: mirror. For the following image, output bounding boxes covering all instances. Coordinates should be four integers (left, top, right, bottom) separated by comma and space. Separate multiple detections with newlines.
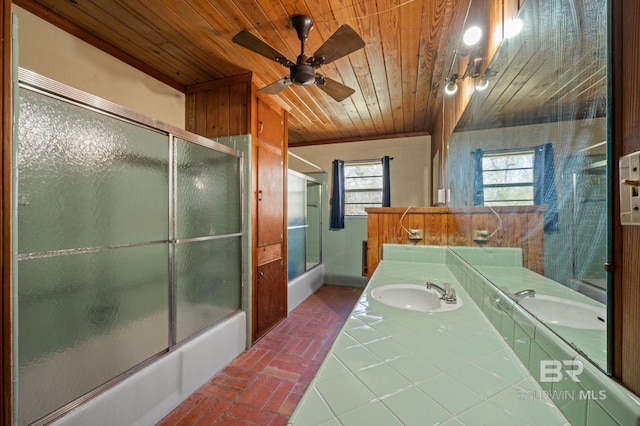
446, 0, 609, 371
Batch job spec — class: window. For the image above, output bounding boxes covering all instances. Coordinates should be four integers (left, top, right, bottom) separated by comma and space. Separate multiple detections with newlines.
481, 150, 535, 206
344, 161, 383, 215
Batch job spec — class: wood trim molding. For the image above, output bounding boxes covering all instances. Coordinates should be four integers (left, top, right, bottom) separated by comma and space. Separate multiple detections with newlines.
365, 206, 544, 214
13, 0, 186, 93
288, 131, 430, 147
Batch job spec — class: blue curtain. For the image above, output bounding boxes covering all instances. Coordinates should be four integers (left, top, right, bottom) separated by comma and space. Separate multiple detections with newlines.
330, 160, 345, 229
473, 149, 485, 205
382, 156, 391, 207
534, 143, 559, 233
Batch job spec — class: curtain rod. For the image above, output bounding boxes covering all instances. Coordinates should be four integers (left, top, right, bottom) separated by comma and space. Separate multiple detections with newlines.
344, 157, 394, 164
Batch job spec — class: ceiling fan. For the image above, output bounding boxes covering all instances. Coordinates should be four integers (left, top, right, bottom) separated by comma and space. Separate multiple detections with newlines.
232, 15, 365, 102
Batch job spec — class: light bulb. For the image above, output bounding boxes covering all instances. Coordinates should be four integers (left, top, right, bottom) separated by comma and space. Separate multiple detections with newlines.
463, 26, 482, 46
475, 77, 489, 91
444, 80, 458, 95
504, 19, 523, 38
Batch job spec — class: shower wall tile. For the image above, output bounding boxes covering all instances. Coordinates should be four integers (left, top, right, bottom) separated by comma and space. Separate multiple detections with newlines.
382, 244, 445, 263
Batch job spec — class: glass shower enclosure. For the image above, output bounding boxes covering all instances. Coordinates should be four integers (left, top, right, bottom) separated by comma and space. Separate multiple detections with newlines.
287, 171, 322, 281
15, 69, 243, 425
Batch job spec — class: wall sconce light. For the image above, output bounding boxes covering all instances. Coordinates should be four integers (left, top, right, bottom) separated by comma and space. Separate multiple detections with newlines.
444, 74, 459, 95
444, 25, 499, 96
443, 44, 482, 96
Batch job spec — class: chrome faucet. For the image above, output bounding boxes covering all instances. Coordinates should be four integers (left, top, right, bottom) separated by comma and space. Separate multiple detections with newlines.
427, 282, 457, 304
513, 289, 536, 300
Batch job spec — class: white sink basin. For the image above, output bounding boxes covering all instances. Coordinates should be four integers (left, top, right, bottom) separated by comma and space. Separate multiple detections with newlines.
518, 294, 606, 330
370, 284, 463, 312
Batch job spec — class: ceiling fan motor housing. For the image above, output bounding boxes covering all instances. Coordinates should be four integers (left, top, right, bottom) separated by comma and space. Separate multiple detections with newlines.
291, 63, 317, 86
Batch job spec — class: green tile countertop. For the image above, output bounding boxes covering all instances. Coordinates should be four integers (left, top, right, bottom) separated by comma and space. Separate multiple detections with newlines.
288, 260, 569, 425
471, 264, 607, 369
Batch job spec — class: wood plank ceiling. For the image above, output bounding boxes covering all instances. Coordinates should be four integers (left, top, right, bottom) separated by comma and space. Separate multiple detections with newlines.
455, 0, 607, 132
14, 0, 473, 145
13, 0, 606, 145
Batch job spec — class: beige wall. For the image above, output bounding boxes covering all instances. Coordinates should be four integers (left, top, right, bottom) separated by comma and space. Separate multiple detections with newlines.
13, 5, 185, 129
289, 135, 431, 206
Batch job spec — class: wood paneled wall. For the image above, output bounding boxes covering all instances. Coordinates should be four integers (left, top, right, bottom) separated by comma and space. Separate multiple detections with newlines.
185, 74, 252, 139
614, 0, 640, 394
366, 206, 544, 279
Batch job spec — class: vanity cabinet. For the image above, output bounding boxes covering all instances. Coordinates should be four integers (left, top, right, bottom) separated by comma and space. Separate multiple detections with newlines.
185, 74, 288, 343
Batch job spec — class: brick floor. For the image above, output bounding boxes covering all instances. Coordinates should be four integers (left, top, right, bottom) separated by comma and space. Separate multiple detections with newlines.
157, 284, 362, 425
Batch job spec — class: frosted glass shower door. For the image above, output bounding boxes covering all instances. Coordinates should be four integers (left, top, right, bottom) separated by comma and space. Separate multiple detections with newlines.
306, 180, 322, 269
174, 138, 242, 343
287, 173, 306, 280
17, 89, 170, 425
287, 172, 322, 281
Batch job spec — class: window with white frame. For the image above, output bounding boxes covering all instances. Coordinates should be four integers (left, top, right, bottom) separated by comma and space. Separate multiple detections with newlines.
344, 161, 383, 215
481, 150, 535, 205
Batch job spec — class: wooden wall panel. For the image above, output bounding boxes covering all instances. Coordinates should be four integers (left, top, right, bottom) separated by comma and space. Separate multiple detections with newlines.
185, 75, 252, 139
617, 0, 640, 395
449, 212, 472, 246
526, 213, 544, 274
423, 214, 447, 246
193, 91, 208, 137
366, 207, 544, 280
204, 89, 218, 137
229, 83, 245, 136
217, 86, 230, 137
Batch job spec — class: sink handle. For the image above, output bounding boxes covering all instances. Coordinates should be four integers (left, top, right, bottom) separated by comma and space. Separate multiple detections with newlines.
443, 283, 457, 304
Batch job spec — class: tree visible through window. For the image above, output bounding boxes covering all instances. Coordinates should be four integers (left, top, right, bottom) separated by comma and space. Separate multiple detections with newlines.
482, 150, 535, 205
344, 161, 383, 215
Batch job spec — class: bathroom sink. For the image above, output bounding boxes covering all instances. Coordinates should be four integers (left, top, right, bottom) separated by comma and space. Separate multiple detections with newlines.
518, 294, 606, 330
370, 284, 463, 312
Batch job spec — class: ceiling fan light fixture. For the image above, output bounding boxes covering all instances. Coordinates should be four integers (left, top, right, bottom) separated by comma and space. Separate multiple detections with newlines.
463, 26, 482, 47
231, 15, 365, 101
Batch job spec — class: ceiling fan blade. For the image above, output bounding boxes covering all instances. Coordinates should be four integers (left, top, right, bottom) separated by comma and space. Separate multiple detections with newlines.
232, 31, 295, 67
313, 25, 365, 65
317, 76, 355, 102
258, 77, 292, 95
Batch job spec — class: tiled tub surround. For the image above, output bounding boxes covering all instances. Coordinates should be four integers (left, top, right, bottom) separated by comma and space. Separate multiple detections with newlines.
289, 246, 568, 425
290, 245, 640, 426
